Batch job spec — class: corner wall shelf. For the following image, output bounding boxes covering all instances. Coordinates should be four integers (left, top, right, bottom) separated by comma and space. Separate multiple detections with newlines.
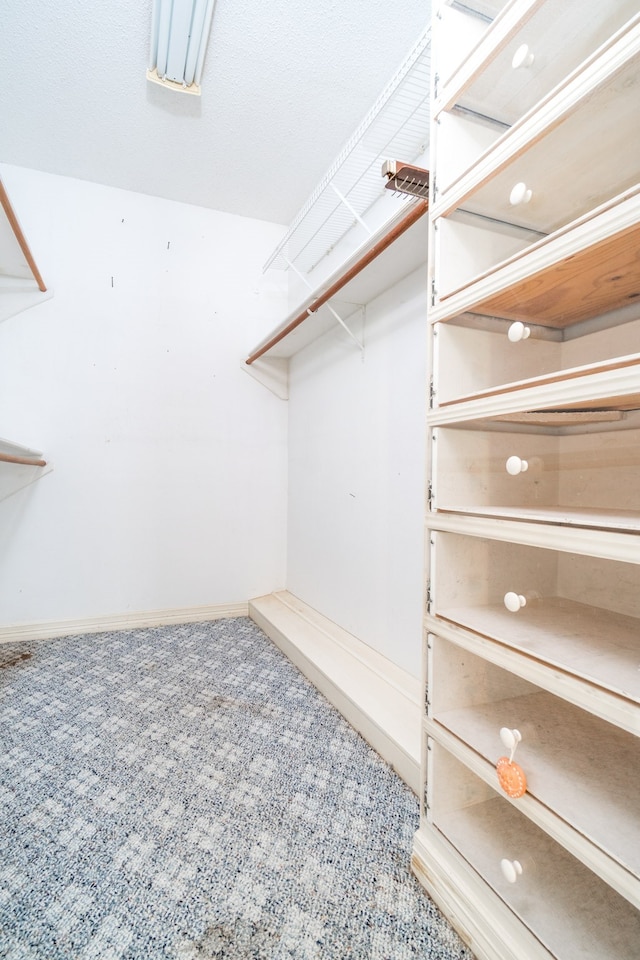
243, 197, 429, 399
0, 179, 52, 503
0, 437, 51, 504
0, 176, 52, 323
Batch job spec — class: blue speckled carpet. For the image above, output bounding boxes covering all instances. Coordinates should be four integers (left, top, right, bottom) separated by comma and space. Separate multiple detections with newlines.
0, 617, 473, 959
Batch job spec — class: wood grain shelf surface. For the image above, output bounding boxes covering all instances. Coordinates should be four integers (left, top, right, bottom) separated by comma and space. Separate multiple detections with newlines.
468, 224, 640, 326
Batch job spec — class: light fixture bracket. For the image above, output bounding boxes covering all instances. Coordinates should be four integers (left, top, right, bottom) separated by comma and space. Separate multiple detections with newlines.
146, 67, 201, 96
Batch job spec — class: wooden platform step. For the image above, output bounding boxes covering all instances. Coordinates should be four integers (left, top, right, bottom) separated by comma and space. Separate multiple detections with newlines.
249, 591, 421, 794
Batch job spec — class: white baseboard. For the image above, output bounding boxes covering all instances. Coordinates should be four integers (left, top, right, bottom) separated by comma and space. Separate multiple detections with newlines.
249, 590, 421, 794
0, 601, 249, 644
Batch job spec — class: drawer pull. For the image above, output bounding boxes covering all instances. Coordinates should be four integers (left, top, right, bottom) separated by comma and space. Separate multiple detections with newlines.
496, 728, 527, 798
509, 182, 532, 206
506, 455, 528, 475
512, 44, 534, 70
500, 727, 522, 756
500, 859, 523, 883
507, 321, 530, 342
504, 592, 526, 612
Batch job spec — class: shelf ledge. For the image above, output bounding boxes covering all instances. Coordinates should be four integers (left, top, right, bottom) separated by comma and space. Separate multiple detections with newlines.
0, 437, 51, 504
245, 200, 428, 365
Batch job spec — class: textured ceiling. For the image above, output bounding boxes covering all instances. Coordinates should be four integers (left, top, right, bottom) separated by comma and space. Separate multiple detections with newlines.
0, 0, 430, 226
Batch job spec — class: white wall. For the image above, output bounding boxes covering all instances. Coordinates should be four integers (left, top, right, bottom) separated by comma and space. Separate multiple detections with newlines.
0, 165, 288, 628
286, 266, 427, 678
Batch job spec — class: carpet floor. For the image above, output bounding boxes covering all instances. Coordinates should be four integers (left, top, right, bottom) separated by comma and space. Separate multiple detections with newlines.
0, 617, 474, 960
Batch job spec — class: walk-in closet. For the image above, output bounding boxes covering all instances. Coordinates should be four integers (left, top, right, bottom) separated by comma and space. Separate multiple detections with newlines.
1, 1, 638, 957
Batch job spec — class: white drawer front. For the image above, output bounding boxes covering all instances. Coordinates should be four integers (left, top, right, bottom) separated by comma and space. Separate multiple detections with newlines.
431, 420, 640, 530
430, 531, 640, 706
436, 34, 640, 231
428, 739, 640, 959
436, 0, 640, 129
428, 634, 640, 884
433, 315, 640, 407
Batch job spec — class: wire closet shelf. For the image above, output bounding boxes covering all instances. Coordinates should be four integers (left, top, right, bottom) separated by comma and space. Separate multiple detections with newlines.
263, 26, 432, 277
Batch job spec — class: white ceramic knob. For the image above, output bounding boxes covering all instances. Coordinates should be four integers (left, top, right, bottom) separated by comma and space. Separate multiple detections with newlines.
506, 455, 528, 475
504, 592, 526, 612
500, 727, 522, 751
512, 44, 534, 69
509, 182, 532, 206
501, 858, 523, 883
507, 321, 530, 343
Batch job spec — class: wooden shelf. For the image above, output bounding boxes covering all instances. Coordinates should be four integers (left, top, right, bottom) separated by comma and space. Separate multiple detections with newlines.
489, 410, 625, 428
428, 611, 639, 739
437, 504, 640, 533
429, 745, 640, 960
429, 635, 640, 894
464, 222, 640, 326
438, 352, 640, 414
430, 359, 640, 433
245, 201, 428, 362
437, 596, 640, 704
429, 510, 640, 566
433, 187, 640, 326
428, 709, 639, 908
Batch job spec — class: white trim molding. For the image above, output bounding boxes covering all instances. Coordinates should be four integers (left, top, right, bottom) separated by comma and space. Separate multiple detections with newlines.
0, 601, 249, 644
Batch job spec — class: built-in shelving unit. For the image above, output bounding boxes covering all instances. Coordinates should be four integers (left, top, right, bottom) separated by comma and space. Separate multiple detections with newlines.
413, 1, 640, 957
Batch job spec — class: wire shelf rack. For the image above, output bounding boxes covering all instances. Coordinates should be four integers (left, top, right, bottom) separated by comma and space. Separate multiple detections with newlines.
263, 25, 432, 275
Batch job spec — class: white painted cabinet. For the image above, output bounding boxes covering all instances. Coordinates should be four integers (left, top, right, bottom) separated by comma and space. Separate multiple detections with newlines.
412, 2, 640, 957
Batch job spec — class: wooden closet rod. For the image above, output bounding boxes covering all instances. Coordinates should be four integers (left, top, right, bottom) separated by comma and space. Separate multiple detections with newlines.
0, 452, 47, 467
245, 199, 428, 365
0, 180, 47, 292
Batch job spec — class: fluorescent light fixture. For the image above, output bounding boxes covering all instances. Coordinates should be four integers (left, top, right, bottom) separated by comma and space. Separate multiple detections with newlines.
147, 0, 216, 96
